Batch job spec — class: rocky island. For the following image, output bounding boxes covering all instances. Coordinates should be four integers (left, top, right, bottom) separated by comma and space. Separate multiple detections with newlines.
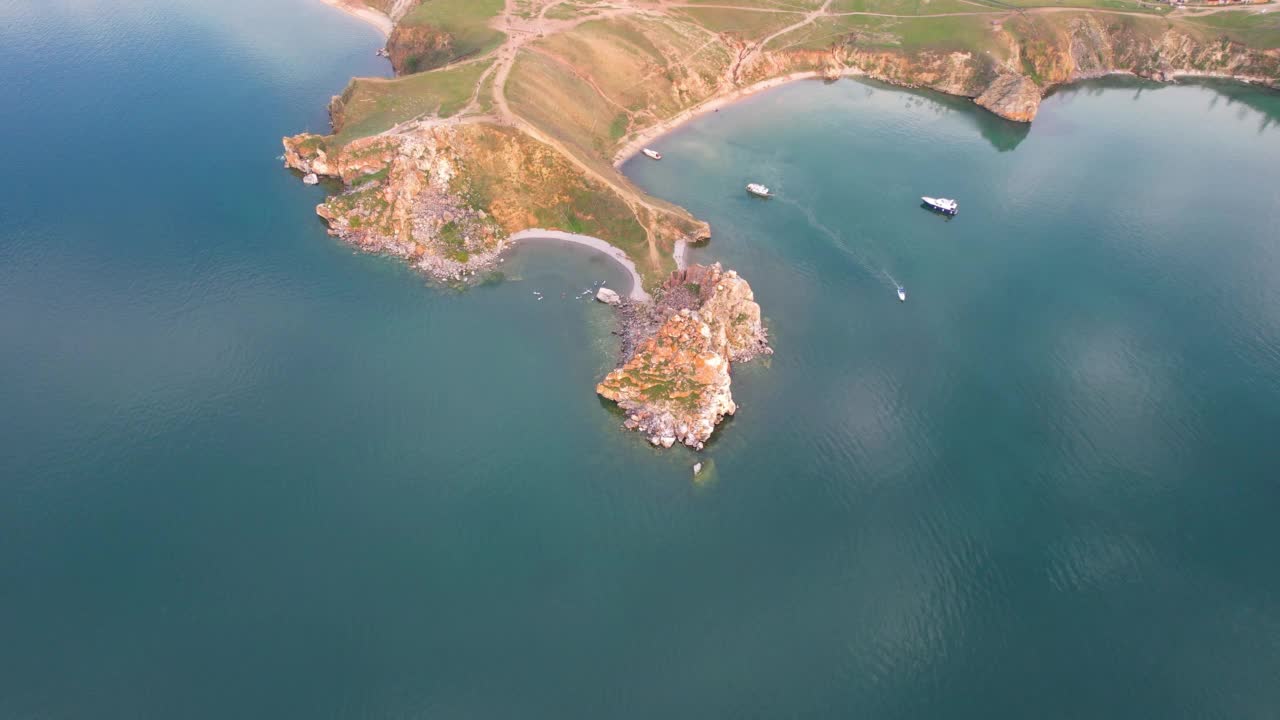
599, 263, 771, 449
292, 0, 1279, 447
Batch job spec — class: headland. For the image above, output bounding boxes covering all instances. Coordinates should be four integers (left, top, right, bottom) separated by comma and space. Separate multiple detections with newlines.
285, 0, 1279, 447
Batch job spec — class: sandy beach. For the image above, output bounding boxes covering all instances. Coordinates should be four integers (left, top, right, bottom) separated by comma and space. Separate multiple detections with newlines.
315, 0, 393, 37
508, 229, 651, 302
612, 70, 867, 168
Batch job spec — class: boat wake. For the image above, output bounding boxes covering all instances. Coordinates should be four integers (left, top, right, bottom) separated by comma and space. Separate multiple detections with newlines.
777, 197, 900, 292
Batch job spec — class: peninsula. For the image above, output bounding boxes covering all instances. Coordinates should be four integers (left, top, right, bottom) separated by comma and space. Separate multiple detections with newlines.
290, 0, 1279, 447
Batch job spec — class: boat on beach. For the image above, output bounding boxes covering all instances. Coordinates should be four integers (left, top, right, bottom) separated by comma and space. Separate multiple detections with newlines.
921, 196, 958, 215
642, 148, 662, 160
898, 286, 907, 302
746, 183, 771, 198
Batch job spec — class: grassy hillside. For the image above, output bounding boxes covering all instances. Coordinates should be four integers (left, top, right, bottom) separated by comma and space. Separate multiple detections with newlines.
329, 60, 492, 145
400, 0, 507, 60
1181, 10, 1280, 49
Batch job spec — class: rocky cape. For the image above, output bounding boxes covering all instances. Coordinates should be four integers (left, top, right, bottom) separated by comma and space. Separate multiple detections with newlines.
598, 263, 771, 450
283, 123, 707, 283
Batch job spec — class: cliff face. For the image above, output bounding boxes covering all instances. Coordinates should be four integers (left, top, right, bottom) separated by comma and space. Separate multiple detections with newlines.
975, 73, 1042, 122
993, 16, 1280, 121
598, 263, 770, 450
738, 16, 1278, 122
386, 23, 453, 75
283, 124, 705, 282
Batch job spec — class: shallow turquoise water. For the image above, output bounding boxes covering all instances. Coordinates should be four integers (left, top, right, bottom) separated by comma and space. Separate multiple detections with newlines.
2, 1, 1280, 717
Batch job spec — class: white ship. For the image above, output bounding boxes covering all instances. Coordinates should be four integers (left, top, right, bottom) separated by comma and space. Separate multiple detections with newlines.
642, 148, 662, 160
897, 286, 907, 303
746, 183, 771, 198
921, 196, 958, 215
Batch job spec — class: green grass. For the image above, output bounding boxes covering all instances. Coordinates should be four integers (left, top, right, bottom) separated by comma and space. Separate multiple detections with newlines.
608, 113, 629, 140
401, 0, 507, 60
506, 50, 620, 170
438, 220, 470, 261
330, 60, 492, 145
964, 0, 1168, 11
682, 0, 825, 8
830, 0, 996, 14
765, 12, 1005, 58
674, 7, 806, 40
546, 3, 593, 20
351, 166, 391, 187
892, 14, 1004, 52
531, 185, 647, 252
1180, 10, 1280, 48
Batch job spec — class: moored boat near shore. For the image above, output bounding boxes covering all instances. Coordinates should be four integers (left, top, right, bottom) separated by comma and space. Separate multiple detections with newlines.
642, 148, 662, 160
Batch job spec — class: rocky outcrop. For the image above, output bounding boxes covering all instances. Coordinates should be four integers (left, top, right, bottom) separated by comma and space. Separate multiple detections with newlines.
386, 23, 454, 75
285, 127, 503, 280
283, 123, 706, 283
975, 73, 1042, 122
598, 263, 770, 450
996, 15, 1280, 120
733, 14, 1278, 122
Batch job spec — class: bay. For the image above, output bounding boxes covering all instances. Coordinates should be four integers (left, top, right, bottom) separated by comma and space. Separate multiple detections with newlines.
2, 0, 1279, 717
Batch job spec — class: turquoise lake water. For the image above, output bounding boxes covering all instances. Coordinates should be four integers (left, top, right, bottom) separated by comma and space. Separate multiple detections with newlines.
3, 0, 1280, 717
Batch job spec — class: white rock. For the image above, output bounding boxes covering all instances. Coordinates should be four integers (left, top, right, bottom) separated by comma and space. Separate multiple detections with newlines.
693, 462, 703, 475
660, 436, 676, 448
596, 287, 621, 305
302, 173, 319, 185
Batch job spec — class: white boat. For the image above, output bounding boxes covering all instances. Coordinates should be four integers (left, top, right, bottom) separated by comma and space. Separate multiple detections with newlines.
642, 148, 662, 160
921, 196, 958, 215
746, 183, 771, 198
897, 286, 907, 302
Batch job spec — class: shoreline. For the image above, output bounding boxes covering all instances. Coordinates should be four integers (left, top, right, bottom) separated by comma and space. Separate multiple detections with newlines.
613, 70, 864, 168
315, 0, 393, 37
507, 229, 651, 303
613, 68, 1278, 168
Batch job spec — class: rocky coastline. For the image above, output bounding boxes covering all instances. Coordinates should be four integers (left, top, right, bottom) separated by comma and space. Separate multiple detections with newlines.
286, 0, 1277, 452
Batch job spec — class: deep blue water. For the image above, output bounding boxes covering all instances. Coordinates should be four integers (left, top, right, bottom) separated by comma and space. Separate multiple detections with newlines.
3, 0, 1280, 717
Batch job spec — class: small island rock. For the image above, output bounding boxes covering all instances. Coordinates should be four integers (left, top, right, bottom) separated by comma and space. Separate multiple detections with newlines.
598, 263, 770, 450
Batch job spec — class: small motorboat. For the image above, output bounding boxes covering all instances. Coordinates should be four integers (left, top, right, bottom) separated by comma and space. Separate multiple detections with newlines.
921, 196, 958, 215
746, 183, 772, 198
642, 148, 662, 160
897, 286, 907, 302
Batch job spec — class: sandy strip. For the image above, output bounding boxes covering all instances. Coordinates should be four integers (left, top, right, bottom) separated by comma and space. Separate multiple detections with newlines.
508, 229, 651, 302
613, 70, 867, 168
315, 0, 393, 37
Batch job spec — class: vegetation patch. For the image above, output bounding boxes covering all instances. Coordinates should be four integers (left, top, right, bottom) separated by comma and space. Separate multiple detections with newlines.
330, 59, 492, 146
